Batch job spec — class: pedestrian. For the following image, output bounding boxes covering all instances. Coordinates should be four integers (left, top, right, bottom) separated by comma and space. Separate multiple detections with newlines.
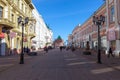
26, 47, 30, 54
71, 46, 75, 52
60, 46, 62, 51
108, 46, 114, 58
44, 46, 48, 53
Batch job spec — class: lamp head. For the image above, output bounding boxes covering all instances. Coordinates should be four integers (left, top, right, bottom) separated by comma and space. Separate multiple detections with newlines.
18, 16, 22, 24
25, 17, 29, 24
100, 15, 105, 24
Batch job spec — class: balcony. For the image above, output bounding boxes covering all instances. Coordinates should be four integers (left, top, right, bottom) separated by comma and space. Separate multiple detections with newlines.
0, 18, 15, 28
1, 0, 7, 5
29, 17, 36, 22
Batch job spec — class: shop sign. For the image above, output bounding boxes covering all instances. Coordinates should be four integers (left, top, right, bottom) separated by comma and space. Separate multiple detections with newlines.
107, 27, 116, 41
9, 32, 16, 38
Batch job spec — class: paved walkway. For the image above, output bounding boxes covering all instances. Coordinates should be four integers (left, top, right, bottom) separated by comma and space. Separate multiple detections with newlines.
74, 49, 120, 70
0, 49, 120, 80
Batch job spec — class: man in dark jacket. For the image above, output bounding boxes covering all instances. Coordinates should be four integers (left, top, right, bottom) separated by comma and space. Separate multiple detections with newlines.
108, 46, 114, 58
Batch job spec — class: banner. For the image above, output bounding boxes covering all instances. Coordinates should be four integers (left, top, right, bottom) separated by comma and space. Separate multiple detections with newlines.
107, 27, 116, 41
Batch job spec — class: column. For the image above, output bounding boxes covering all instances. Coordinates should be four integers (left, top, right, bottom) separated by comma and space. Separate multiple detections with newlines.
106, 0, 110, 53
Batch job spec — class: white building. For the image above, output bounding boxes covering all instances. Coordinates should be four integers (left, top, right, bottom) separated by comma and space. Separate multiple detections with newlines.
32, 6, 53, 49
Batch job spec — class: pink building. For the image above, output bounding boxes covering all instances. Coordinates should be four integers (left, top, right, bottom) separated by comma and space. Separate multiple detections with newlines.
69, 0, 120, 56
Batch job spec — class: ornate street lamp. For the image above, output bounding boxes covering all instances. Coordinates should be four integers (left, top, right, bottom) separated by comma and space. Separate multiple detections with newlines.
18, 16, 29, 64
93, 15, 105, 64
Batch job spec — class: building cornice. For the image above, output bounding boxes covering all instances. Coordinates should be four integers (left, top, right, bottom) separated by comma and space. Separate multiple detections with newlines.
24, 0, 31, 4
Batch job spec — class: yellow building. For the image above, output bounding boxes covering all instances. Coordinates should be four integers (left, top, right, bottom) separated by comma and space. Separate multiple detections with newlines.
0, 0, 36, 56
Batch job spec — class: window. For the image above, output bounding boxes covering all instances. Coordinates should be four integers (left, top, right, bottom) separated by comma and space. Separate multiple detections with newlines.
17, 0, 19, 7
0, 6, 3, 18
12, 14, 14, 22
22, 3, 24, 11
110, 5, 115, 22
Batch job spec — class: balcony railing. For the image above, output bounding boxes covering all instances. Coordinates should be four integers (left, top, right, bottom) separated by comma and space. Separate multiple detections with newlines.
0, 18, 15, 28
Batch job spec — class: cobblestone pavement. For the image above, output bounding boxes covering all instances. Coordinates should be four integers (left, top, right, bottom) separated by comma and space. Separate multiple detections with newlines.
0, 49, 120, 80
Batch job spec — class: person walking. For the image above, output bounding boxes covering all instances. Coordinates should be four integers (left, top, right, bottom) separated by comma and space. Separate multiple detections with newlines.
44, 46, 48, 53
108, 46, 114, 58
60, 46, 62, 51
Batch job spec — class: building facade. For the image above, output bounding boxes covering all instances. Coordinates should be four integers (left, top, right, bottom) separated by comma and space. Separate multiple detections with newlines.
69, 0, 120, 56
32, 7, 53, 49
0, 0, 35, 55
106, 0, 120, 56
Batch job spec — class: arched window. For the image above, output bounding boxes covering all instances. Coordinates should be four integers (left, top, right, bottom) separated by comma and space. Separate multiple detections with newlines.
0, 6, 3, 18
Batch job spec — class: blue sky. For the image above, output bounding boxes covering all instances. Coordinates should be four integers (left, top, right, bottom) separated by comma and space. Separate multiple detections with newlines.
32, 0, 104, 41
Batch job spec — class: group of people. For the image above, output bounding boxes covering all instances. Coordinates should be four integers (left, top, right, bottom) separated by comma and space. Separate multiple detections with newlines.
59, 46, 75, 52
44, 45, 115, 58
23, 47, 30, 54
44, 46, 48, 53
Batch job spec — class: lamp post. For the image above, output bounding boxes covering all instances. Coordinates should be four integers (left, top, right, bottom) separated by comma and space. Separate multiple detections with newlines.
18, 16, 29, 64
93, 15, 105, 64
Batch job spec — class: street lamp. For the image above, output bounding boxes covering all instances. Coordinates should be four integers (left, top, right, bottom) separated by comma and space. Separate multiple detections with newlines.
18, 16, 29, 64
93, 15, 105, 64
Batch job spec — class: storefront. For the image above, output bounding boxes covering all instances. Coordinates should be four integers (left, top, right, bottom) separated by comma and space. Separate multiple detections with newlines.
107, 27, 116, 50
106, 27, 120, 56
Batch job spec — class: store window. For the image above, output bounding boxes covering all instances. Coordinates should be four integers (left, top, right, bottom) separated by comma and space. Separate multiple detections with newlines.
0, 6, 3, 18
